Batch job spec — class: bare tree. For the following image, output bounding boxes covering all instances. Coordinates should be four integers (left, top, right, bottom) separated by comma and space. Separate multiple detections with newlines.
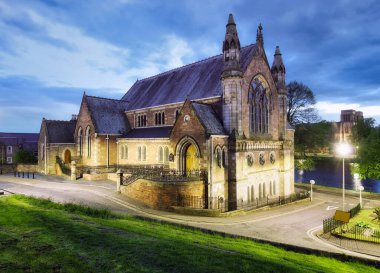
286, 81, 319, 126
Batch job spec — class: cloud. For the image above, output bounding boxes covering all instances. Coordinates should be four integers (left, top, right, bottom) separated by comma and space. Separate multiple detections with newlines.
316, 101, 380, 123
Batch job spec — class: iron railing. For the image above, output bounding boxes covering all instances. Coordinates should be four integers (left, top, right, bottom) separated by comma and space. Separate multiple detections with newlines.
121, 168, 207, 186
176, 191, 310, 212
56, 156, 70, 176
322, 203, 380, 244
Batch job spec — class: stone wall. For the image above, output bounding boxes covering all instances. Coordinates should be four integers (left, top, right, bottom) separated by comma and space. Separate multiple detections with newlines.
0, 164, 16, 174
16, 164, 38, 172
120, 179, 205, 210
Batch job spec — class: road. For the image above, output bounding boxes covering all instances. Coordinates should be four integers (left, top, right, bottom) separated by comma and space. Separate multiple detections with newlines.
1, 174, 379, 261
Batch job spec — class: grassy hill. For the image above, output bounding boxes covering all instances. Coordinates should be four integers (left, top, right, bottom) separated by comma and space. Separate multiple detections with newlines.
0, 195, 378, 273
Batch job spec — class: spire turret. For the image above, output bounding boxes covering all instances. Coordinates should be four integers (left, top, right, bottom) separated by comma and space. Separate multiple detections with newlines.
256, 23, 264, 47
222, 13, 242, 77
271, 46, 286, 93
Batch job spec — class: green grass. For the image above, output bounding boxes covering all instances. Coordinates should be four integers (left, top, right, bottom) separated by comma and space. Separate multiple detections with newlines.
0, 195, 378, 273
349, 209, 380, 229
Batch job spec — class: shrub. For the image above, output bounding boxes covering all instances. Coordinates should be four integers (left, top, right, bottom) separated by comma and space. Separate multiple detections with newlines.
355, 221, 370, 228
374, 207, 380, 221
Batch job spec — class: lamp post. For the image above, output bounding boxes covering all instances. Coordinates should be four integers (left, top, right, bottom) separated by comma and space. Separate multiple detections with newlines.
336, 142, 352, 211
310, 180, 315, 201
358, 185, 364, 208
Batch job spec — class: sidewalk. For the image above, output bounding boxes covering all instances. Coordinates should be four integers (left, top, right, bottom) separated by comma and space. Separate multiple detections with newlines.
319, 233, 380, 257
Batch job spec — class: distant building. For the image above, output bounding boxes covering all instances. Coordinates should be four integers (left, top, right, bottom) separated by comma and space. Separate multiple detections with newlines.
334, 110, 363, 143
0, 132, 39, 164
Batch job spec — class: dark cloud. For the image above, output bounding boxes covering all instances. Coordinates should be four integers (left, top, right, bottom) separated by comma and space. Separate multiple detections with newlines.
1, 0, 380, 132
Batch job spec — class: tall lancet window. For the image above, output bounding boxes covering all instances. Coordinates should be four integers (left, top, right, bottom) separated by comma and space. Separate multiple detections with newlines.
86, 126, 91, 158
249, 77, 270, 134
78, 127, 83, 156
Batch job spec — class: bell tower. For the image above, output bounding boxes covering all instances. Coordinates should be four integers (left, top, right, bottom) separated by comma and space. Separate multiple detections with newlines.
221, 14, 243, 135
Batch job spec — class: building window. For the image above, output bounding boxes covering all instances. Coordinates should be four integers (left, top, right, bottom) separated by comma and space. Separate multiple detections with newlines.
222, 148, 227, 168
155, 112, 165, 126
78, 127, 83, 156
138, 145, 147, 161
158, 146, 169, 163
215, 147, 222, 168
86, 126, 91, 158
41, 144, 45, 160
249, 77, 270, 134
136, 114, 147, 127
120, 145, 128, 159
7, 157, 12, 164
7, 146, 12, 154
175, 109, 180, 119
158, 146, 163, 163
164, 146, 169, 163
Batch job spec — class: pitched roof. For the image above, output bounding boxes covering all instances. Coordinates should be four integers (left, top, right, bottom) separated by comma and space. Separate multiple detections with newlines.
123, 126, 172, 139
0, 133, 39, 146
45, 120, 76, 143
85, 96, 130, 135
192, 103, 226, 135
122, 44, 257, 110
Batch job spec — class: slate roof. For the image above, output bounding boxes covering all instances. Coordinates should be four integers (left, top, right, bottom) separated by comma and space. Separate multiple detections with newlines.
192, 103, 226, 135
0, 133, 39, 147
122, 44, 257, 110
85, 96, 130, 135
123, 126, 172, 139
45, 120, 76, 143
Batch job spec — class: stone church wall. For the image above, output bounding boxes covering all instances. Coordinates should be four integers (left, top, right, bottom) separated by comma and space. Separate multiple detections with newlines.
120, 179, 205, 209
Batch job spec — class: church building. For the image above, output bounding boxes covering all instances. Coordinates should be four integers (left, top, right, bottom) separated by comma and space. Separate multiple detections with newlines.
38, 14, 295, 211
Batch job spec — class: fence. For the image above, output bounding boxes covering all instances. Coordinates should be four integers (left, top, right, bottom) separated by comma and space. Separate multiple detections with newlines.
121, 168, 207, 186
176, 191, 310, 212
322, 203, 380, 244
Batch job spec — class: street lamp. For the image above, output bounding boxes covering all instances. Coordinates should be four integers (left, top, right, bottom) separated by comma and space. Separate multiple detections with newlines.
358, 185, 364, 208
336, 142, 352, 211
310, 180, 315, 201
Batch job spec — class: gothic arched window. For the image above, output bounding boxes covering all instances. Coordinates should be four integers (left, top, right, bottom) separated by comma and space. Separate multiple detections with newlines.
249, 77, 270, 134
77, 127, 83, 156
86, 126, 91, 158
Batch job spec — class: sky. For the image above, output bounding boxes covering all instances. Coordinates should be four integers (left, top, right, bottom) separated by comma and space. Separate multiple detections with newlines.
1, 0, 380, 133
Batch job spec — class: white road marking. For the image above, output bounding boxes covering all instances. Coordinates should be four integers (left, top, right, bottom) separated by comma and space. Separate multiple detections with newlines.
326, 206, 339, 211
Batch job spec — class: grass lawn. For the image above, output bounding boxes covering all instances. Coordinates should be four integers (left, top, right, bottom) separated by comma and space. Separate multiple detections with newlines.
349, 209, 380, 229
0, 195, 378, 273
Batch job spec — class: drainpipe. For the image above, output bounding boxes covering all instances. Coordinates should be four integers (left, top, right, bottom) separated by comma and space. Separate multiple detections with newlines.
116, 140, 119, 169
44, 135, 47, 174
106, 134, 109, 169
209, 136, 213, 208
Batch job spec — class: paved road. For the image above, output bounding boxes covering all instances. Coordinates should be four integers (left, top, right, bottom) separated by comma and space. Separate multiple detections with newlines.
1, 174, 379, 261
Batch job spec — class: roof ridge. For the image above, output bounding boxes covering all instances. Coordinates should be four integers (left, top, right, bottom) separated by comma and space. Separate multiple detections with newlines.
135, 43, 256, 83
86, 94, 125, 102
45, 119, 75, 123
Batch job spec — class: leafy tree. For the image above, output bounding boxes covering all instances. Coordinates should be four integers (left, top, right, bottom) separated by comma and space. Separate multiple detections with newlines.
14, 149, 36, 164
295, 121, 333, 156
286, 81, 320, 126
355, 127, 380, 179
351, 117, 375, 145
295, 158, 315, 171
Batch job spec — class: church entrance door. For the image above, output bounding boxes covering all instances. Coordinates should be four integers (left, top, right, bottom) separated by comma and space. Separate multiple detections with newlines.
185, 143, 198, 174
64, 150, 71, 164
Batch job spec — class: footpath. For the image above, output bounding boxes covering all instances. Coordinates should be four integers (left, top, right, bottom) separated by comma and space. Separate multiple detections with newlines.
1, 174, 380, 264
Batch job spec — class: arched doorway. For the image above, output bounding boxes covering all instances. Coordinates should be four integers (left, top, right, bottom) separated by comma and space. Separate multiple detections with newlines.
64, 149, 71, 164
185, 143, 199, 173
176, 136, 200, 175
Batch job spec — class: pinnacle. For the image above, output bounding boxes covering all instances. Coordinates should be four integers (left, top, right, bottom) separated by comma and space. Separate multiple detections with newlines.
275, 46, 281, 55
227, 14, 236, 26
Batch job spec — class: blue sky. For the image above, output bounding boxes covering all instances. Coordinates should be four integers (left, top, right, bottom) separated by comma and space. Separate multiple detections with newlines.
1, 0, 379, 133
